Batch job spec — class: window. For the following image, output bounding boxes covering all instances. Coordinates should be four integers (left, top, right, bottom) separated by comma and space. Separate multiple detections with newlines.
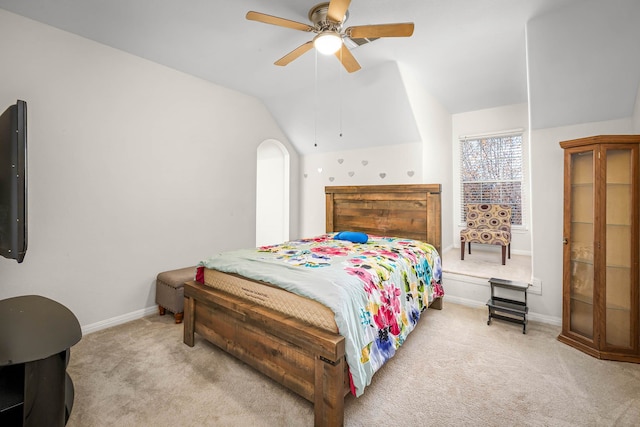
460, 134, 523, 225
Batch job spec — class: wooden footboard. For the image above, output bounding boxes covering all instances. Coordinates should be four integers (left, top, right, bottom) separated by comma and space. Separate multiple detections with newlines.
183, 280, 349, 427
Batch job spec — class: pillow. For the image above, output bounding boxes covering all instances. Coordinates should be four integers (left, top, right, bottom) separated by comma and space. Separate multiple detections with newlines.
334, 231, 368, 244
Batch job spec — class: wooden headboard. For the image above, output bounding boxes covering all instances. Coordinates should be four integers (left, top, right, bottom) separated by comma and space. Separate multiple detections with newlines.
325, 184, 442, 254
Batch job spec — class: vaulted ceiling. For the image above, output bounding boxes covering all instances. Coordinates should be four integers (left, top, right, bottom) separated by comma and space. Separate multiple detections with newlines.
1, 0, 639, 154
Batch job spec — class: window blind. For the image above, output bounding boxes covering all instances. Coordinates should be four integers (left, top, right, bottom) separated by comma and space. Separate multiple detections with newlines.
460, 134, 523, 225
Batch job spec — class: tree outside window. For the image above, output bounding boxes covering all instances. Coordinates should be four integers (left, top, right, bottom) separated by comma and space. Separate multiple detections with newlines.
460, 134, 523, 225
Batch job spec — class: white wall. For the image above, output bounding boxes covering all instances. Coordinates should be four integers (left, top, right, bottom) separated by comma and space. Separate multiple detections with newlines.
634, 84, 640, 133
265, 61, 421, 156
299, 63, 453, 252
527, 117, 634, 320
399, 65, 454, 250
0, 10, 298, 331
300, 142, 423, 237
451, 103, 532, 254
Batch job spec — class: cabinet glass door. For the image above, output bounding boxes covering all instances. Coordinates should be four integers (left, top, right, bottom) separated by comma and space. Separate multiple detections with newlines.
568, 150, 594, 339
604, 148, 633, 348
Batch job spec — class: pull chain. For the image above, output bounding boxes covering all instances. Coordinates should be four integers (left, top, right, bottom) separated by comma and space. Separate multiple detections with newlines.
338, 45, 343, 138
314, 50, 318, 148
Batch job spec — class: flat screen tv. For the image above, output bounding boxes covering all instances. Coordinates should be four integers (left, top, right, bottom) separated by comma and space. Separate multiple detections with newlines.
0, 100, 27, 263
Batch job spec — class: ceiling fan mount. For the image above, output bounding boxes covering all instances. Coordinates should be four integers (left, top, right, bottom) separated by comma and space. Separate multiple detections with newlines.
246, 0, 414, 73
308, 2, 348, 30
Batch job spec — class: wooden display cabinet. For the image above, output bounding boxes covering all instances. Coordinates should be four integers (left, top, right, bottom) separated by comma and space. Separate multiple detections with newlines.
558, 135, 640, 363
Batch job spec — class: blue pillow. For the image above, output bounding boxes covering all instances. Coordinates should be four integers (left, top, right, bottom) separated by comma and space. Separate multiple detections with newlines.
334, 231, 368, 244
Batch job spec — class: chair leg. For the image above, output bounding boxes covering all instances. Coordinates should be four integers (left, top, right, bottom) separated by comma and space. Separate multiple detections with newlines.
501, 246, 506, 265
468, 243, 472, 254
508, 243, 511, 259
461, 242, 465, 260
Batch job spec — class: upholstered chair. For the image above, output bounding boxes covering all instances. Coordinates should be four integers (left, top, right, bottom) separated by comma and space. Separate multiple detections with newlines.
460, 204, 512, 265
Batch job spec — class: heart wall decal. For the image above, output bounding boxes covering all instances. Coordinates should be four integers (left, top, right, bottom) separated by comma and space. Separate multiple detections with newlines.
337, 159, 344, 164
407, 170, 415, 177
348, 171, 355, 177
329, 177, 335, 182
361, 160, 368, 166
379, 173, 386, 179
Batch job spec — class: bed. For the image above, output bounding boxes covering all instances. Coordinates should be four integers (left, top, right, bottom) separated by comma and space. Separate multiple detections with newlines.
183, 184, 443, 426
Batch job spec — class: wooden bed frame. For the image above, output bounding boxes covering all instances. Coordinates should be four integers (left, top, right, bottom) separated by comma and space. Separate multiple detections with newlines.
183, 184, 442, 426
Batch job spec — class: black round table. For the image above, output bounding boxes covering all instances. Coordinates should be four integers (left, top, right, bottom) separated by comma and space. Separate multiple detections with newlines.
0, 295, 81, 426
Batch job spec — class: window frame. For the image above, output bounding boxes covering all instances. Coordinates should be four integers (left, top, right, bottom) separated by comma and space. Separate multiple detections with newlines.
455, 129, 529, 231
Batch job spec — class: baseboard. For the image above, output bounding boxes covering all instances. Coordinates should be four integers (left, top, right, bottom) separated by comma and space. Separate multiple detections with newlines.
81, 305, 159, 335
443, 294, 561, 326
443, 272, 490, 285
527, 311, 561, 326
442, 271, 542, 295
80, 297, 561, 338
443, 294, 487, 309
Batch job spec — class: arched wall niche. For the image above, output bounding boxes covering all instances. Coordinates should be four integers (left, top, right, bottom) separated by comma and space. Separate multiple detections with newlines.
256, 139, 290, 246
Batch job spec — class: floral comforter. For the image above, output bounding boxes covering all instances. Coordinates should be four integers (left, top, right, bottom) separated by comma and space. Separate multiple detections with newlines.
197, 233, 444, 397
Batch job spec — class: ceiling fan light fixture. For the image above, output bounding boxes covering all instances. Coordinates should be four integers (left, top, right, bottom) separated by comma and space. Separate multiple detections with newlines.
313, 31, 342, 55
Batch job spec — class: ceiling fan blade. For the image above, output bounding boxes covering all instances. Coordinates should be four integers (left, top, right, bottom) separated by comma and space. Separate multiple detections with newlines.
334, 43, 361, 73
327, 0, 351, 23
275, 41, 315, 66
347, 23, 415, 38
246, 11, 314, 32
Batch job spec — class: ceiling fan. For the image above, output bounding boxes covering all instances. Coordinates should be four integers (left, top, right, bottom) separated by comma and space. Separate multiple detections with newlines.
246, 0, 414, 73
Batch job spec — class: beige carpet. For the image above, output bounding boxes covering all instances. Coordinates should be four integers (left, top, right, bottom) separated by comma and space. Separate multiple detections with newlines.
66, 302, 640, 426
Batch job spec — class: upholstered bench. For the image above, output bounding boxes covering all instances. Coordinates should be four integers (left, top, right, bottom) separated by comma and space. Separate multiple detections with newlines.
155, 266, 195, 324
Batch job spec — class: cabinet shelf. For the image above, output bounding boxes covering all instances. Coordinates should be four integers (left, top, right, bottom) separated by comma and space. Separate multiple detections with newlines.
605, 263, 631, 269
571, 258, 593, 265
570, 293, 593, 304
606, 305, 631, 313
